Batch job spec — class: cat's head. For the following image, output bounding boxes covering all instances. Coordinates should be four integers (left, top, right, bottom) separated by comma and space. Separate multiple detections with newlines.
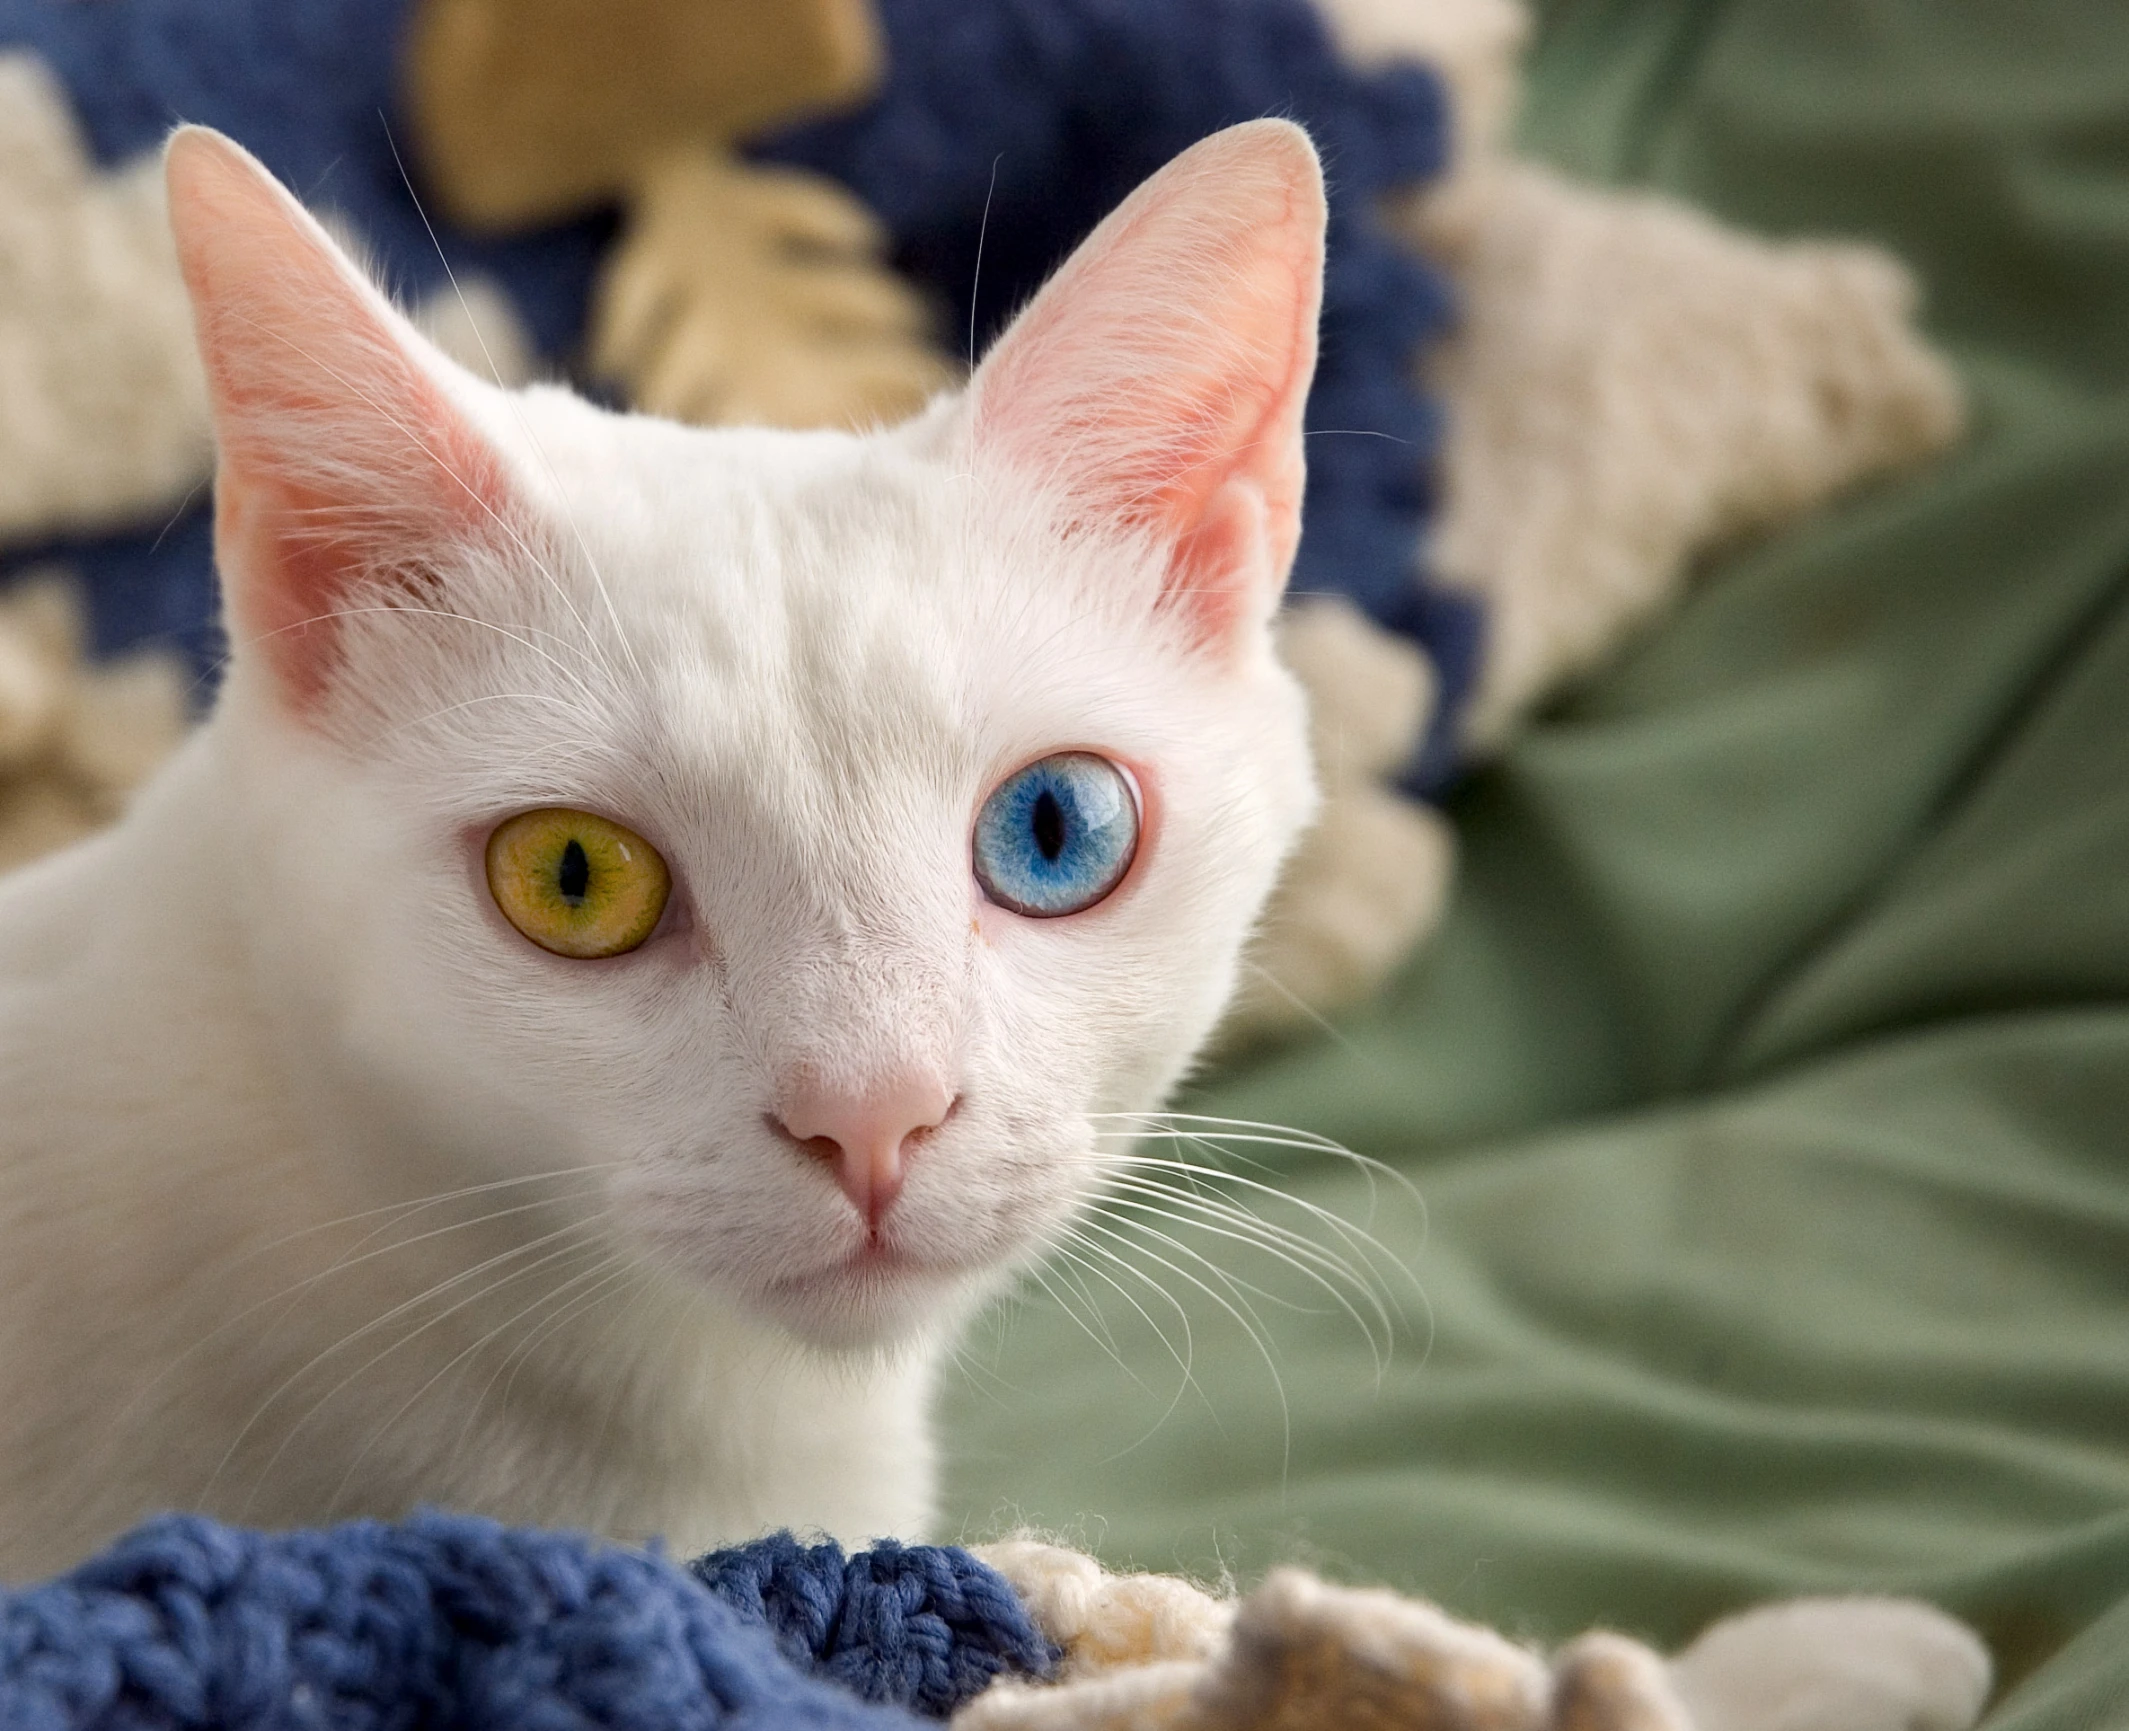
166, 122, 1323, 1349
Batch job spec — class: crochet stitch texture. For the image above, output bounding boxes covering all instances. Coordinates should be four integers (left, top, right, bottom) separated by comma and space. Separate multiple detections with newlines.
690, 1534, 1055, 1718
0, 1513, 1052, 1730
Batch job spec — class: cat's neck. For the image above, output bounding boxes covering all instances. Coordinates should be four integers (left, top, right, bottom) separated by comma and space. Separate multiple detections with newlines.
0, 731, 938, 1578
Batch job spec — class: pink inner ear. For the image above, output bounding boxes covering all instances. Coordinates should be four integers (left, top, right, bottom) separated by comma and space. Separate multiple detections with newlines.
213, 415, 506, 708
167, 127, 513, 709
969, 121, 1325, 655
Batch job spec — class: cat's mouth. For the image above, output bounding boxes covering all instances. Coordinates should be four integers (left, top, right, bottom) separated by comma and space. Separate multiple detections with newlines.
771, 1239, 965, 1294
754, 1239, 984, 1344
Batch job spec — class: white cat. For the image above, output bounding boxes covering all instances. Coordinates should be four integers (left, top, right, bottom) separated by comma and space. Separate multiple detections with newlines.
0, 120, 1323, 1580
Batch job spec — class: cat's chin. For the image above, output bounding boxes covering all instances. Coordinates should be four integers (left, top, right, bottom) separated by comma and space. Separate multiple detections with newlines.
743, 1244, 994, 1353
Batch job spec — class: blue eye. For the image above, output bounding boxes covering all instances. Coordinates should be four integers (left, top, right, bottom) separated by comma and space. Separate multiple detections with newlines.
973, 752, 1141, 917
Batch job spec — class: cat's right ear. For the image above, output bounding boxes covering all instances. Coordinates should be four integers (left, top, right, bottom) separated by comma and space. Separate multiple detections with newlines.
165, 126, 516, 711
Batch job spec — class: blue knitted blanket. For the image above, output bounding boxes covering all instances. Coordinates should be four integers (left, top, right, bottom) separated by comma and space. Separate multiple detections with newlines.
0, 0, 1475, 782
0, 1514, 1055, 1729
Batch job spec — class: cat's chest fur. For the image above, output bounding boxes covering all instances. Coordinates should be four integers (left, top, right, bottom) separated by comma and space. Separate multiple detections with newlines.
0, 120, 1326, 1579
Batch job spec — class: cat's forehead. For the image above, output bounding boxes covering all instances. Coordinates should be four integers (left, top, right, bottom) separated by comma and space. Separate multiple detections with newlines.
496, 394, 1157, 794
525, 402, 978, 638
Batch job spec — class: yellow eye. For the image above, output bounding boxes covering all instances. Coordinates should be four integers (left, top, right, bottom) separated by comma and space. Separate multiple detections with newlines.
485, 808, 671, 959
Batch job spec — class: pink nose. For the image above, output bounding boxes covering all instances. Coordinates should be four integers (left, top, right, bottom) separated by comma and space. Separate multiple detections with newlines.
775, 1073, 955, 1228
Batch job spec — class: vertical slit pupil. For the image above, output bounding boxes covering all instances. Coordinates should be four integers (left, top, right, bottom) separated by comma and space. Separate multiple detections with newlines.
557, 838, 591, 903
1032, 789, 1067, 862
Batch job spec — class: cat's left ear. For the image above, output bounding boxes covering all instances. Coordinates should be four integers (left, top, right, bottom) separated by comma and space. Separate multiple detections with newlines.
166, 126, 517, 710
964, 120, 1326, 660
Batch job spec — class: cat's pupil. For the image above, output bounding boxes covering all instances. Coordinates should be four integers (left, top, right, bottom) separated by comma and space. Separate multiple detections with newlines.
1031, 790, 1067, 862
557, 838, 591, 904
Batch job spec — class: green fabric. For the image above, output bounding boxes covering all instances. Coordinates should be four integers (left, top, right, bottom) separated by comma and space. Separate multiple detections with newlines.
938, 2, 2129, 1722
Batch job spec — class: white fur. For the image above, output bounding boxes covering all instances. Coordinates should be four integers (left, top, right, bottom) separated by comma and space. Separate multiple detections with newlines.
0, 124, 1321, 1579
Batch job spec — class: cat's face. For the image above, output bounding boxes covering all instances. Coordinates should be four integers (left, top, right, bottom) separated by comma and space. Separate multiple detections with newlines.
166, 123, 1323, 1349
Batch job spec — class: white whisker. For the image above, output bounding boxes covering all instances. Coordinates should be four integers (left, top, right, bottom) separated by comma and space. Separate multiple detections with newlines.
1236, 960, 1362, 1053
1065, 1212, 1292, 1480
1043, 1239, 1210, 1459
1092, 1176, 1397, 1362
204, 1212, 608, 1508
324, 1242, 624, 1517
1101, 1148, 1417, 1277
237, 1221, 615, 1519
1017, 1260, 1148, 1392
121, 1166, 625, 1430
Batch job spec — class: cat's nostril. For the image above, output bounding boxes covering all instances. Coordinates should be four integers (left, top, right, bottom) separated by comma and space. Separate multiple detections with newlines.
794, 1131, 844, 1164
772, 1078, 959, 1228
